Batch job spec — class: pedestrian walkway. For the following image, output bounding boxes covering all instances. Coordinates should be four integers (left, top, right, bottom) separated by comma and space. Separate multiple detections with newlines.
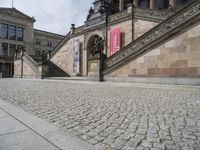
0, 99, 96, 150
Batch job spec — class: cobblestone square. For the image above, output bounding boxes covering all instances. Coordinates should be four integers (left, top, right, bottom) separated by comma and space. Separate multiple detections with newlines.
0, 79, 200, 150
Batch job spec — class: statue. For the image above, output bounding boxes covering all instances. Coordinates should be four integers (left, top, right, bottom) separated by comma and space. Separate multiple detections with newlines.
86, 7, 94, 21
41, 50, 47, 62
90, 35, 104, 58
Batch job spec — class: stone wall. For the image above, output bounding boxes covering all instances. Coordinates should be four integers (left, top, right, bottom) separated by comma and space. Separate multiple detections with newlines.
134, 19, 158, 39
107, 19, 157, 57
22, 60, 37, 78
107, 23, 200, 78
108, 20, 132, 56
13, 60, 22, 78
50, 35, 86, 76
50, 18, 158, 77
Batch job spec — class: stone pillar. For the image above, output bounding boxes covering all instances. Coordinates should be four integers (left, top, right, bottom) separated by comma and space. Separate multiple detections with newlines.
119, 0, 124, 11
169, 0, 176, 10
150, 0, 155, 9
0, 63, 2, 78
10, 64, 13, 77
2, 63, 5, 77
134, 0, 139, 7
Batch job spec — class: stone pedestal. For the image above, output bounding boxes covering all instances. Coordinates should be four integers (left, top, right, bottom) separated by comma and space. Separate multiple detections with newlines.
87, 57, 103, 81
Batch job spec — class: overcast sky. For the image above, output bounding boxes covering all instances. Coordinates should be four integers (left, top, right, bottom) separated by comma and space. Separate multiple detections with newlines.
0, 0, 94, 35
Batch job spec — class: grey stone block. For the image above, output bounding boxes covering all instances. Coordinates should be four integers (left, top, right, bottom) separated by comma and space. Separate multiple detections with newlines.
0, 130, 59, 150
0, 117, 28, 136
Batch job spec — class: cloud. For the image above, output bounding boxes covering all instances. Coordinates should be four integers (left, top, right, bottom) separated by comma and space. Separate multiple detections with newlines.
0, 0, 94, 35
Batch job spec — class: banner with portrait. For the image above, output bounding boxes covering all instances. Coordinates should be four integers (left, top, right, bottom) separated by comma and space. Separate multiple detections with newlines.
110, 28, 121, 56
73, 39, 80, 74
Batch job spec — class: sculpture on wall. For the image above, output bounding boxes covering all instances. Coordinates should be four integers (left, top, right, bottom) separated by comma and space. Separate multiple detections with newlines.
86, 7, 94, 21
89, 35, 104, 58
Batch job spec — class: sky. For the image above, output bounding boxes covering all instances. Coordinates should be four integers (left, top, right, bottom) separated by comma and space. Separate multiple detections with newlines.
0, 0, 94, 35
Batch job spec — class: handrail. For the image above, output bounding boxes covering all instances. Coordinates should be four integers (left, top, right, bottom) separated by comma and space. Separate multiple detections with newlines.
103, 0, 200, 74
23, 52, 39, 71
23, 52, 38, 68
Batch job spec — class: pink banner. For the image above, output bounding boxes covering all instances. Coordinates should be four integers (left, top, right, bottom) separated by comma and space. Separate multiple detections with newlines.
110, 28, 121, 56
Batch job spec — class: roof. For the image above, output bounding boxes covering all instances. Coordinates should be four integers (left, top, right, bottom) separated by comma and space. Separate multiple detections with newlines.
34, 29, 65, 38
0, 7, 36, 22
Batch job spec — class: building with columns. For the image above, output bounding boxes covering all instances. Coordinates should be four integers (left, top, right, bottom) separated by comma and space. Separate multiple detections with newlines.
108, 0, 190, 11
0, 7, 64, 77
14, 0, 200, 85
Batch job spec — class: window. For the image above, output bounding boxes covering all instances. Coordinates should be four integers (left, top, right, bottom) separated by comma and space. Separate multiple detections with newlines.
47, 41, 52, 47
9, 44, 16, 57
139, 0, 149, 8
176, 0, 191, 5
0, 23, 8, 39
9, 25, 16, 40
36, 40, 41, 45
16, 27, 23, 41
0, 43, 8, 56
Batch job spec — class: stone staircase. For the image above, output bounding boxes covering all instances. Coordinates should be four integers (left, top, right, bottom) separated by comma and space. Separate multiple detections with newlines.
44, 60, 70, 77
102, 0, 200, 74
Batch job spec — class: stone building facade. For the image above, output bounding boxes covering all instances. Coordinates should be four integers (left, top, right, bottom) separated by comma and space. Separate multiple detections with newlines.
0, 7, 64, 77
14, 0, 200, 85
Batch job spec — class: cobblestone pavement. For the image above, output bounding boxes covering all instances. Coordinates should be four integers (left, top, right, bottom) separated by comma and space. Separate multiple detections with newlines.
0, 79, 200, 150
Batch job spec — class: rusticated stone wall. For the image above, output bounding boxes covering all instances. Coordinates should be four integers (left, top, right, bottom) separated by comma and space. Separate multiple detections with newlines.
107, 23, 200, 77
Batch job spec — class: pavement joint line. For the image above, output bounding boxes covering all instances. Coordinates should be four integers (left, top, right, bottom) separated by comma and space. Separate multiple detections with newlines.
0, 129, 30, 137
0, 103, 62, 150
0, 98, 96, 150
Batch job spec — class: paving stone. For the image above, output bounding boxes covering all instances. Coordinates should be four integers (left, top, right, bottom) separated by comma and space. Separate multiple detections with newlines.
0, 79, 200, 149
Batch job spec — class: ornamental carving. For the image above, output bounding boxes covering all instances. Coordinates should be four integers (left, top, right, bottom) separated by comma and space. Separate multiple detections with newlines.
108, 8, 173, 23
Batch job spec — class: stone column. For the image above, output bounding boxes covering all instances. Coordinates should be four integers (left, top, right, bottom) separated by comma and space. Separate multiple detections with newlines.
119, 0, 124, 11
134, 0, 139, 7
150, 0, 155, 9
10, 63, 13, 77
2, 63, 5, 77
169, 0, 176, 10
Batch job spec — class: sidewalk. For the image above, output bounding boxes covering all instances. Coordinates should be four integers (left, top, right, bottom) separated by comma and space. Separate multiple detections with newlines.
0, 99, 96, 150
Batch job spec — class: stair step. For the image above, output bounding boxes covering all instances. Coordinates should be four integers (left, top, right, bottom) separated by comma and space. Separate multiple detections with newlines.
44, 77, 87, 81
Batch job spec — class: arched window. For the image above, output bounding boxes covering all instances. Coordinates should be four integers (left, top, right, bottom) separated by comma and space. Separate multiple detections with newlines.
155, 0, 169, 9
139, 0, 149, 9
